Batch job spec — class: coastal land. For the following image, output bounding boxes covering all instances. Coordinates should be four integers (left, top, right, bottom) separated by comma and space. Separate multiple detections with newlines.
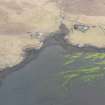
0, 0, 105, 72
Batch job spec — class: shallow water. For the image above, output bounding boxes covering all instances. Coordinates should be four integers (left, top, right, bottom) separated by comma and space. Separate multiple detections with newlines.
0, 44, 105, 105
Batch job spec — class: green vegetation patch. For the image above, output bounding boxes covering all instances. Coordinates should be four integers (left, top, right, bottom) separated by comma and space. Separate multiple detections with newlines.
59, 52, 105, 89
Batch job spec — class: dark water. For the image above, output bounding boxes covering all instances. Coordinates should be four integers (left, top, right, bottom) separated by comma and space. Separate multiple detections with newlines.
0, 44, 105, 105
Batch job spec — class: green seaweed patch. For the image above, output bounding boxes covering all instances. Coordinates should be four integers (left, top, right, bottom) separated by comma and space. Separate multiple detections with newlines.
59, 52, 105, 89
85, 53, 105, 61
81, 73, 105, 82
64, 53, 83, 65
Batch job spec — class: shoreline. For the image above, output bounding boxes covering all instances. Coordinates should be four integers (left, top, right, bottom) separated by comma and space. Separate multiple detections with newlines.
0, 47, 44, 78
63, 15, 105, 49
1, 29, 105, 78
1, 15, 105, 77
0, 34, 45, 72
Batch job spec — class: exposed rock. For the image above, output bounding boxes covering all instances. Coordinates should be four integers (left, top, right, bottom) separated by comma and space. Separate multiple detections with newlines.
74, 23, 90, 32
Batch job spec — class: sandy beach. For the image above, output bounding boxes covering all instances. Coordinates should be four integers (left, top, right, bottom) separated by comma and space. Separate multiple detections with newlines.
64, 15, 105, 48
0, 0, 60, 71
0, 34, 43, 71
